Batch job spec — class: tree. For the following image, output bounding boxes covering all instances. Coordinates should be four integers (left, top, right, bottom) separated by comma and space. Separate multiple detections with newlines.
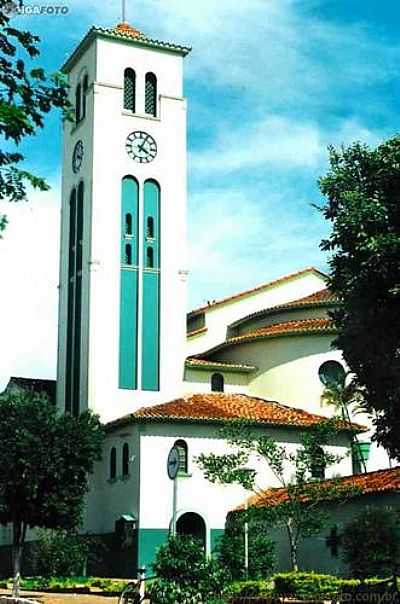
318, 137, 400, 461
342, 507, 400, 579
197, 419, 357, 572
215, 512, 275, 580
0, 0, 71, 234
0, 388, 104, 597
148, 535, 227, 604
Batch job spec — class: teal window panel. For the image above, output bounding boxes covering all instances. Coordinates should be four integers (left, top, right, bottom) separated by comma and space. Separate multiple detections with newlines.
119, 176, 139, 390
121, 176, 139, 266
119, 269, 139, 389
141, 272, 160, 391
143, 180, 160, 268
142, 180, 160, 391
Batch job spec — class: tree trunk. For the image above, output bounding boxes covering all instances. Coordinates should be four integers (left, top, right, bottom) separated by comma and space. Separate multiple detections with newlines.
287, 523, 299, 572
12, 520, 26, 599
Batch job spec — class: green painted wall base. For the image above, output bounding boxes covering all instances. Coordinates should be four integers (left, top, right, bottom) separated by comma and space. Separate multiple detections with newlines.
210, 528, 224, 553
138, 528, 169, 571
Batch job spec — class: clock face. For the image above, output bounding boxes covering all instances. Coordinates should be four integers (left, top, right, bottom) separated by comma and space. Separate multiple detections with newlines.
126, 131, 157, 163
167, 446, 180, 480
72, 140, 84, 173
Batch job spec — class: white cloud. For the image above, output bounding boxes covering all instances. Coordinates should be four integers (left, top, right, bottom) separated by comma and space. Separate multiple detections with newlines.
190, 116, 323, 177
0, 187, 60, 391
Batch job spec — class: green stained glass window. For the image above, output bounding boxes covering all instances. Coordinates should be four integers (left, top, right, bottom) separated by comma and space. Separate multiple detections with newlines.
145, 72, 157, 116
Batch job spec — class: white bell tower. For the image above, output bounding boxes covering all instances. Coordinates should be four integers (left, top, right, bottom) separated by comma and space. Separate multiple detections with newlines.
56, 23, 191, 422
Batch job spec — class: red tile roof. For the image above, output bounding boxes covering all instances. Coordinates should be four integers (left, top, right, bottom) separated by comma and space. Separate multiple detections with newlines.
185, 358, 256, 373
106, 393, 365, 432
188, 267, 328, 318
238, 467, 400, 510
114, 22, 146, 38
187, 327, 208, 338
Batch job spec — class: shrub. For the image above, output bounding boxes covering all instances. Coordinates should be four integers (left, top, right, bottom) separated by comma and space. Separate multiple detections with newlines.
216, 513, 275, 580
342, 507, 400, 579
31, 530, 103, 577
148, 535, 228, 604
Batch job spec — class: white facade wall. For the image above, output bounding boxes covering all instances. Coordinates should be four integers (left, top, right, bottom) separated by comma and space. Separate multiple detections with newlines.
187, 272, 327, 356
183, 368, 250, 394
138, 422, 352, 544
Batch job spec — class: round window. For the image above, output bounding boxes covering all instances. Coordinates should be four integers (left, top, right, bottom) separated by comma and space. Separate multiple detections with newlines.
318, 360, 345, 387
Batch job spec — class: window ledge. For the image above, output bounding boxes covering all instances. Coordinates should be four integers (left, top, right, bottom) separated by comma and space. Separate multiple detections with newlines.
177, 472, 192, 479
107, 478, 117, 484
121, 110, 160, 122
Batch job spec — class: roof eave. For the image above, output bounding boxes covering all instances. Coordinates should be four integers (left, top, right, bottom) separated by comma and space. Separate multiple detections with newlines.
61, 27, 191, 74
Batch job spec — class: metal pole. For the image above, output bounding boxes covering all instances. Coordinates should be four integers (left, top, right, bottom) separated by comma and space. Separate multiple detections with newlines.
172, 475, 177, 536
122, 0, 126, 23
244, 499, 249, 578
138, 566, 146, 600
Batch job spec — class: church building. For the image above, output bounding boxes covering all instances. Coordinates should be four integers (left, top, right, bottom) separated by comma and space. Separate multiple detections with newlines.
2, 20, 396, 576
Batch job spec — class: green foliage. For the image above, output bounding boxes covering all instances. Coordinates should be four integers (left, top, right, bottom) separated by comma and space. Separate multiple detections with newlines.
18, 576, 127, 593
148, 535, 228, 604
342, 507, 400, 578
30, 530, 107, 578
216, 513, 275, 580
0, 388, 104, 530
318, 137, 400, 460
0, 2, 72, 233
197, 419, 355, 571
0, 387, 104, 596
228, 579, 272, 598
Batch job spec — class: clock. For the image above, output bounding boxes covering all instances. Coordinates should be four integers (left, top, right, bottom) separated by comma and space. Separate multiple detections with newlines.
126, 131, 157, 163
167, 446, 180, 480
72, 140, 84, 173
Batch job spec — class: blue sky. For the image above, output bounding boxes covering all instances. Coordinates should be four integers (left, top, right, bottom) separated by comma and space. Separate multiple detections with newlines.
1, 0, 400, 384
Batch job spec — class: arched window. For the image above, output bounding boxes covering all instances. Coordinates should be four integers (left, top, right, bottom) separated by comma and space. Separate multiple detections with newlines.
75, 83, 81, 124
122, 443, 129, 476
311, 446, 326, 479
125, 244, 132, 265
211, 373, 224, 392
146, 247, 154, 268
125, 213, 133, 236
82, 74, 88, 119
110, 447, 117, 480
124, 68, 136, 112
147, 216, 154, 239
174, 439, 188, 474
145, 72, 157, 116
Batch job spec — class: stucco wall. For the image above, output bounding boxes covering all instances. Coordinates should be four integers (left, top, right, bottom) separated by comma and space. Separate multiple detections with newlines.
187, 272, 327, 356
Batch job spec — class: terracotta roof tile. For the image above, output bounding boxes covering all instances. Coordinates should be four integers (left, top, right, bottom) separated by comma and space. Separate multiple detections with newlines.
62, 24, 191, 72
185, 358, 256, 373
187, 327, 208, 338
188, 267, 328, 317
238, 467, 400, 510
106, 393, 365, 432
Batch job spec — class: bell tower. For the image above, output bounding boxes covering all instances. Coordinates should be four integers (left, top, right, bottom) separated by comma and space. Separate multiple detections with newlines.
56, 23, 191, 422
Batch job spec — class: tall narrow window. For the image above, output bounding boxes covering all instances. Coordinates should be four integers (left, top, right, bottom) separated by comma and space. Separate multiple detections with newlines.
110, 447, 117, 480
147, 216, 154, 238
82, 74, 88, 119
145, 72, 157, 116
119, 176, 139, 391
174, 440, 188, 474
211, 373, 224, 392
125, 213, 133, 236
146, 247, 154, 268
122, 443, 129, 477
311, 446, 326, 479
124, 68, 136, 112
125, 244, 132, 265
75, 83, 81, 124
65, 189, 77, 414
